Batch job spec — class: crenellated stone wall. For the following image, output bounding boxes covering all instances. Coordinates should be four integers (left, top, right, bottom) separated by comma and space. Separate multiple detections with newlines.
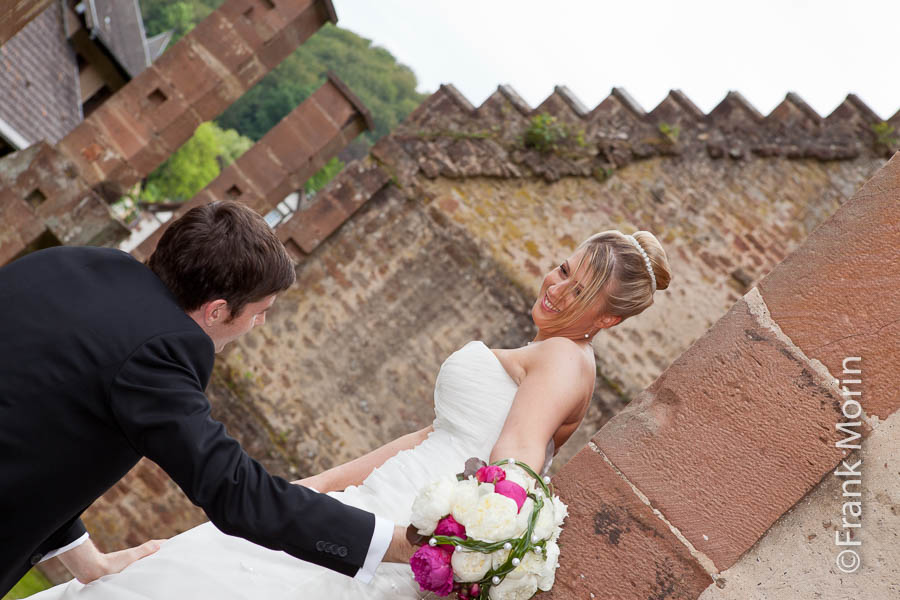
52, 81, 900, 597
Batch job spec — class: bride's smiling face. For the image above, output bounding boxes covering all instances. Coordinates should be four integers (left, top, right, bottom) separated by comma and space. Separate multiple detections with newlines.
531, 248, 604, 336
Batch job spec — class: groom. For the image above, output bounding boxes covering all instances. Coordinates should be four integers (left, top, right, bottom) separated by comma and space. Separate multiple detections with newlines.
0, 201, 414, 595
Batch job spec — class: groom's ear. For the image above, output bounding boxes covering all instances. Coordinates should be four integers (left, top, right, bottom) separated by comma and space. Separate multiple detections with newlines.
201, 299, 229, 327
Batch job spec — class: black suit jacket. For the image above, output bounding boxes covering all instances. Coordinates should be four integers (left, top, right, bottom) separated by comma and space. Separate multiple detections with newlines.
0, 247, 376, 595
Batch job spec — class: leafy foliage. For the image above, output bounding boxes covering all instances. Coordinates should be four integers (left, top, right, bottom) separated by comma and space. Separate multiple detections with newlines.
217, 24, 424, 144
658, 122, 680, 144
141, 122, 251, 203
523, 114, 570, 153
140, 0, 218, 45
871, 121, 899, 154
305, 157, 344, 194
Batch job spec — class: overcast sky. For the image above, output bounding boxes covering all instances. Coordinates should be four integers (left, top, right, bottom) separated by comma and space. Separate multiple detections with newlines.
331, 0, 899, 120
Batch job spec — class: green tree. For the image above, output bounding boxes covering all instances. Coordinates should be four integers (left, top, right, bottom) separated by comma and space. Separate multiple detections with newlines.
217, 24, 425, 144
305, 157, 343, 194
141, 121, 251, 203
141, 0, 218, 45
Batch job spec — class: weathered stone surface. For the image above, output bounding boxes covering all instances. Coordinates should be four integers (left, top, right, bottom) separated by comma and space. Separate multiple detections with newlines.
757, 152, 900, 420
0, 143, 127, 264
698, 410, 900, 600
278, 158, 390, 255
594, 296, 849, 571
546, 446, 712, 599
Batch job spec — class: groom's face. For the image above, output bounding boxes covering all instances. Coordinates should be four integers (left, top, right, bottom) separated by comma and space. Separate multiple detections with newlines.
209, 294, 277, 352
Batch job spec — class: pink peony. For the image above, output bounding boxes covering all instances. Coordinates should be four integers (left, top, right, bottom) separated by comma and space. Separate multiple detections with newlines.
476, 465, 506, 484
410, 545, 454, 596
434, 514, 467, 539
495, 479, 527, 512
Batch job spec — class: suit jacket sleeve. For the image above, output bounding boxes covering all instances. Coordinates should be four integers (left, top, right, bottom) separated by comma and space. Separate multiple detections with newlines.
108, 330, 376, 577
36, 516, 87, 556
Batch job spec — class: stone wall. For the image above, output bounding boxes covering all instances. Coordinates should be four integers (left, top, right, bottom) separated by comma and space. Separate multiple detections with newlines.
63, 82, 898, 598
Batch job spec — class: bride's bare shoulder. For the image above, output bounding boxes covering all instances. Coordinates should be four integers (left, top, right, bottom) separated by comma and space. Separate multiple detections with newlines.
522, 337, 594, 382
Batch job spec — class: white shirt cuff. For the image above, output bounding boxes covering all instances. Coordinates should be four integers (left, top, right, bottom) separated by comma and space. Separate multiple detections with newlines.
40, 532, 90, 562
353, 515, 393, 584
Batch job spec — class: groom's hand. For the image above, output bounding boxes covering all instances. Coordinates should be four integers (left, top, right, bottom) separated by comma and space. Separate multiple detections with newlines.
58, 537, 165, 584
381, 525, 418, 564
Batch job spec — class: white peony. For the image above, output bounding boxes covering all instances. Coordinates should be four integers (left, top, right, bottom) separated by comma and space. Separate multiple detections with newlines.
409, 474, 457, 535
502, 464, 536, 492
463, 493, 519, 542
512, 497, 534, 538
532, 497, 556, 541
450, 478, 493, 526
451, 548, 493, 581
519, 541, 560, 591
537, 541, 561, 591
449, 479, 475, 527
488, 572, 538, 600
549, 525, 563, 544
551, 495, 568, 527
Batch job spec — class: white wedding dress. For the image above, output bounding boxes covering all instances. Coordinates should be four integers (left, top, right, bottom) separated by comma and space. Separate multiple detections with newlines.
33, 341, 523, 600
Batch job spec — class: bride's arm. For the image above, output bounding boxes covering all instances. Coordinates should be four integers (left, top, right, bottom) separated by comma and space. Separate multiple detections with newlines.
292, 424, 434, 492
489, 338, 589, 473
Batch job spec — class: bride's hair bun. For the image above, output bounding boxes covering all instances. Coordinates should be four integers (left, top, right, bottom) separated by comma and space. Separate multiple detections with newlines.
629, 230, 671, 292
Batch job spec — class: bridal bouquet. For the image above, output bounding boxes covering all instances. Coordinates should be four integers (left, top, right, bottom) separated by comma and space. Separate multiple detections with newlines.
408, 457, 568, 600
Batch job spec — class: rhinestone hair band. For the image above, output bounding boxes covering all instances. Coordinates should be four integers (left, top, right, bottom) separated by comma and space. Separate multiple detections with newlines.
626, 234, 657, 294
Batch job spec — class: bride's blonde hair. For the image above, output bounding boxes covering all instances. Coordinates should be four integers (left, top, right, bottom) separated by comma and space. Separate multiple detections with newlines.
543, 230, 671, 335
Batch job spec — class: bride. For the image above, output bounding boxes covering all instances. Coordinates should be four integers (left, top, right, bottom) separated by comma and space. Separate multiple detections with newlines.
31, 230, 670, 599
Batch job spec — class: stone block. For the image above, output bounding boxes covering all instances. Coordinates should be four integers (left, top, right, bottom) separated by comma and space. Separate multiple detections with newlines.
105, 65, 189, 138
544, 446, 712, 600
221, 0, 279, 47
255, 4, 324, 70
190, 10, 254, 74
191, 78, 245, 122
594, 296, 849, 571
290, 101, 341, 152
152, 38, 222, 109
757, 153, 900, 420
286, 196, 347, 254
205, 164, 262, 203
88, 102, 153, 163
310, 81, 358, 130
236, 142, 288, 196
230, 54, 267, 90
263, 120, 316, 173
156, 109, 204, 156
56, 119, 124, 186
126, 135, 175, 182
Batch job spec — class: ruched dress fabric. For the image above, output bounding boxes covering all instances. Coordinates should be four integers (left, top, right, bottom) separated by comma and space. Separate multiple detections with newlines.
32, 341, 520, 600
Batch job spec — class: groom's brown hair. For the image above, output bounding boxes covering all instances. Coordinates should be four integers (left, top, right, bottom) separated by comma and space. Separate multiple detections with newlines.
148, 200, 295, 321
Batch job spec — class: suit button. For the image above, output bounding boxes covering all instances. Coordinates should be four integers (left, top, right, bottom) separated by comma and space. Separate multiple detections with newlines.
325, 543, 335, 554
30, 553, 43, 565
315, 541, 325, 552
337, 546, 348, 558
